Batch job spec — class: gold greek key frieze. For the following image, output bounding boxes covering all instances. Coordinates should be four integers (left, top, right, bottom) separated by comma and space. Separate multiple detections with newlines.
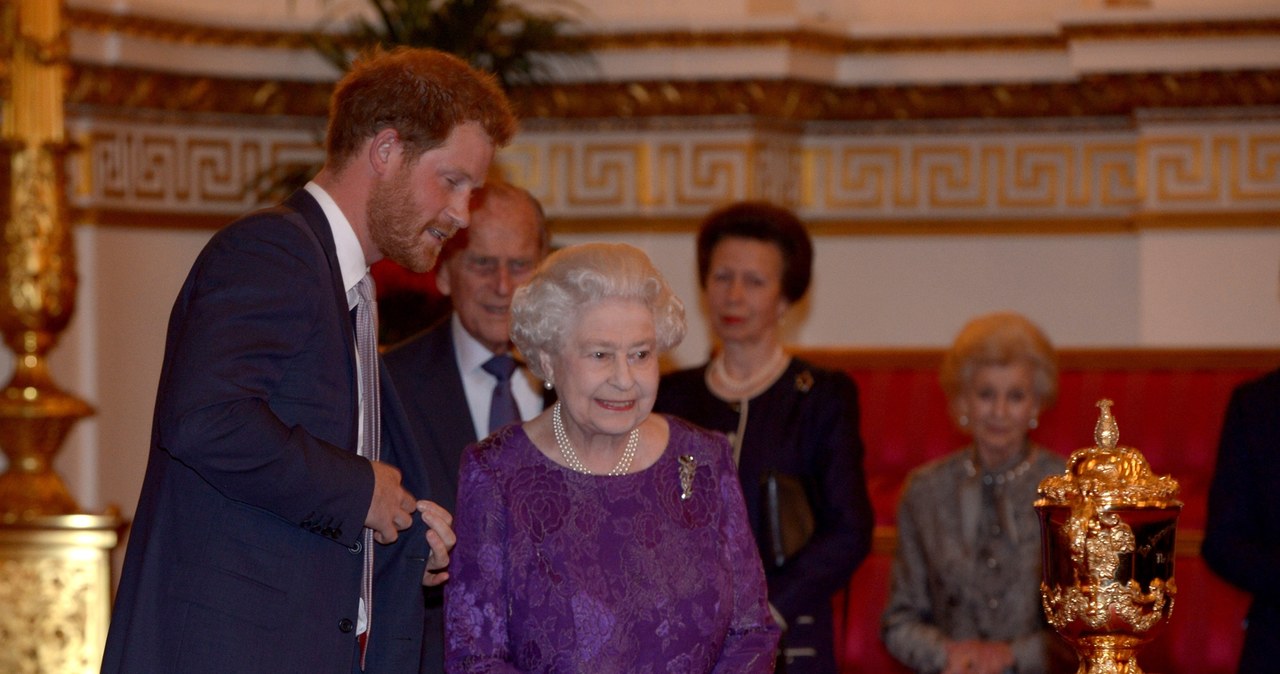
808, 139, 1140, 213
72, 122, 323, 213
1144, 133, 1280, 206
70, 118, 1280, 227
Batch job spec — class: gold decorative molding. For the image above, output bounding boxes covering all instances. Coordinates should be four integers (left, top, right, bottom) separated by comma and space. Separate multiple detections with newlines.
60, 8, 1280, 232
66, 64, 1280, 122
67, 117, 1280, 229
64, 6, 1280, 54
69, 64, 332, 118
66, 7, 317, 50
508, 72, 1280, 122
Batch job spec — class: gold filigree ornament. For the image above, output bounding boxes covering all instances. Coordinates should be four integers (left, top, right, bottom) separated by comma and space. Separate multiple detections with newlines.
1035, 400, 1181, 674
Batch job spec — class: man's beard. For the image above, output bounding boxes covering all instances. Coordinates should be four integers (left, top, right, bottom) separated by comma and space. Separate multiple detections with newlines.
367, 172, 443, 273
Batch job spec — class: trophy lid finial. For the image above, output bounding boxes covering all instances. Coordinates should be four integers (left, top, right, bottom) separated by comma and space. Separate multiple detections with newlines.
1095, 399, 1119, 450
1037, 399, 1181, 508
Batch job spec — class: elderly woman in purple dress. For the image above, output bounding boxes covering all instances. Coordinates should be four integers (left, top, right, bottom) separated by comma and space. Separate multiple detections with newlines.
444, 242, 780, 673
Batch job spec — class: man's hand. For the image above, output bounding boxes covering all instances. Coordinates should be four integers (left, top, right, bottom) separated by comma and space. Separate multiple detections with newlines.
364, 460, 416, 544
417, 500, 455, 587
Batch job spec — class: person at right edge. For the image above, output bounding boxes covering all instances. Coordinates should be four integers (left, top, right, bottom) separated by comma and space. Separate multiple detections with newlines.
1202, 366, 1280, 673
880, 312, 1074, 674
654, 201, 874, 674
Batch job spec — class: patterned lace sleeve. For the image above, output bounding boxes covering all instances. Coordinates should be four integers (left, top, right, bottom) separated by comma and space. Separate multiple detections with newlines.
444, 443, 520, 674
709, 433, 783, 673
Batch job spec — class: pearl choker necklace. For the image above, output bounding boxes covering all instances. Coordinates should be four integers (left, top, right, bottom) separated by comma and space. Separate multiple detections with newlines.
964, 446, 1034, 486
705, 347, 790, 402
552, 401, 639, 476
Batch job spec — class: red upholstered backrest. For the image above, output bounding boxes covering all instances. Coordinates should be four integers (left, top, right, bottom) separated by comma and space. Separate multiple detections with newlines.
795, 348, 1279, 674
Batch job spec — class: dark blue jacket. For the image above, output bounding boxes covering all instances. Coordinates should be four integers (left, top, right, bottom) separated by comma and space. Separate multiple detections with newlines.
1203, 367, 1280, 674
102, 190, 433, 673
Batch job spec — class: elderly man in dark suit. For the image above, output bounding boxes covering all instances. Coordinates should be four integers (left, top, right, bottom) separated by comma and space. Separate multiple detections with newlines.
384, 181, 550, 673
101, 48, 516, 674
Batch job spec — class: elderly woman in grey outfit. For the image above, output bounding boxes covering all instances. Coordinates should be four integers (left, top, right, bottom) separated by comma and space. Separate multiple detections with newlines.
881, 312, 1074, 674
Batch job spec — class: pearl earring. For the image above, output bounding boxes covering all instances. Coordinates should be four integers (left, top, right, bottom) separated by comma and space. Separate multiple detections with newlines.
1028, 417, 1039, 430
543, 380, 553, 391
958, 414, 969, 428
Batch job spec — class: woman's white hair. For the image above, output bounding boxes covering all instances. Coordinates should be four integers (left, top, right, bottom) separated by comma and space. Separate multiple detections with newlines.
510, 243, 686, 381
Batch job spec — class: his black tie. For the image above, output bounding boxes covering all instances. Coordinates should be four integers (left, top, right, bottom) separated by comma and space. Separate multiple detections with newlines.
482, 354, 521, 433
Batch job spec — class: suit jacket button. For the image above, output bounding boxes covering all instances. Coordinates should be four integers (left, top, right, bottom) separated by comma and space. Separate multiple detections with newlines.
339, 618, 355, 633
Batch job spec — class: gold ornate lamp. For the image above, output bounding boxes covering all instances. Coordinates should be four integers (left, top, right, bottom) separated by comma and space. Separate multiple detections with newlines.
0, 2, 124, 672
0, 0, 88, 521
1035, 400, 1181, 674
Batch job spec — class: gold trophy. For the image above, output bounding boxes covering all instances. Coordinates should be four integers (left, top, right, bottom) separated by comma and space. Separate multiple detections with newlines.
1035, 400, 1181, 674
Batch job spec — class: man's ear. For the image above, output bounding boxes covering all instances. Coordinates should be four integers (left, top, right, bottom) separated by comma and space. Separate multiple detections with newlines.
369, 128, 400, 175
436, 261, 454, 297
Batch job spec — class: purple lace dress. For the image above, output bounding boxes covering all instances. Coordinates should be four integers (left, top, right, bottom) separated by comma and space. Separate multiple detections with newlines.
444, 415, 780, 673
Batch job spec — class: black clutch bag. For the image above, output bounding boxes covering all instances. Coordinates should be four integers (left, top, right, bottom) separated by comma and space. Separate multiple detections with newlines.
762, 471, 815, 569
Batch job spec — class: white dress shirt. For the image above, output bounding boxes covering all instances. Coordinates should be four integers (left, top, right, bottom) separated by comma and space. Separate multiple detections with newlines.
450, 314, 544, 440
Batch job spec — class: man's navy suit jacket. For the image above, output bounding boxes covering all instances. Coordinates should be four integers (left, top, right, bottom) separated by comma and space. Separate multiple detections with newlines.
102, 190, 434, 674
384, 322, 475, 519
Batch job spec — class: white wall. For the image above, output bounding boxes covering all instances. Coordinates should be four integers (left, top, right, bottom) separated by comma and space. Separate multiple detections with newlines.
1140, 228, 1280, 344
71, 224, 211, 519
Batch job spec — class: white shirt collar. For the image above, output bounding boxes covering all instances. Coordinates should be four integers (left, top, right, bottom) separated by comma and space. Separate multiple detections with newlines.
304, 181, 367, 307
451, 313, 500, 375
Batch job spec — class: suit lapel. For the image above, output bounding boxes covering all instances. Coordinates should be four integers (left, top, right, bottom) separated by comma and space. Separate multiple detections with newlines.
282, 189, 360, 450
425, 327, 476, 497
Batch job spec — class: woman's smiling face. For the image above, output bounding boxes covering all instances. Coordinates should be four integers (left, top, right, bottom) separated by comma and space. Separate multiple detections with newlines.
543, 298, 659, 443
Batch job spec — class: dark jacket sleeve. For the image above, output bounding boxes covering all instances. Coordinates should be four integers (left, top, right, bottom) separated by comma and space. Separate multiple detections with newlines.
768, 371, 874, 620
154, 216, 372, 546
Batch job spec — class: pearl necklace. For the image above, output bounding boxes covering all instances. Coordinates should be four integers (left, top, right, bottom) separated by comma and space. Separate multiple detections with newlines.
705, 347, 790, 402
964, 445, 1034, 486
552, 401, 639, 476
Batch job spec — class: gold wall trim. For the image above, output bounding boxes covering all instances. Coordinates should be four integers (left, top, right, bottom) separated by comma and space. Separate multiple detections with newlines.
69, 64, 332, 118
67, 64, 1280, 122
74, 208, 1280, 235
510, 72, 1280, 122
68, 117, 1280, 230
65, 6, 1280, 54
66, 7, 317, 50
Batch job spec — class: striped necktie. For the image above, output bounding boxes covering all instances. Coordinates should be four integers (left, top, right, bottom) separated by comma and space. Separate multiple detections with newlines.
353, 272, 380, 669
